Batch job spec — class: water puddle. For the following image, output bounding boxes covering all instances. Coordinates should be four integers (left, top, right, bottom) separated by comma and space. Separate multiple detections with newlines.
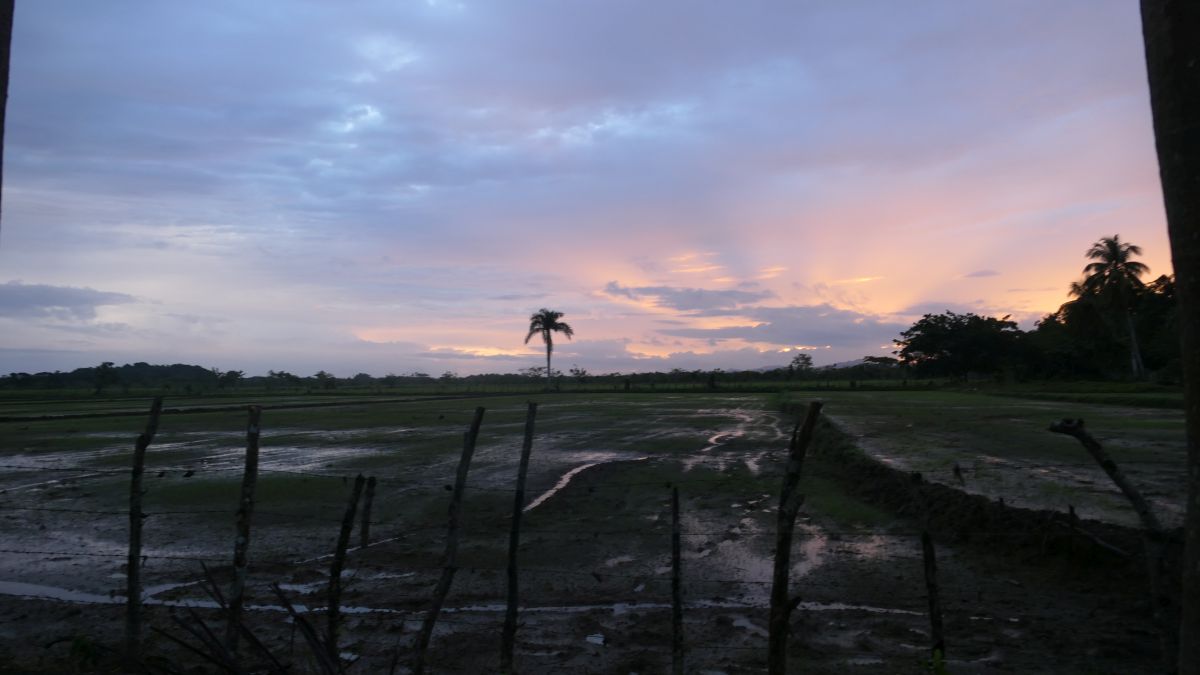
3, 473, 108, 492
0, 579, 921, 619
277, 581, 325, 595
524, 456, 647, 513
730, 614, 767, 637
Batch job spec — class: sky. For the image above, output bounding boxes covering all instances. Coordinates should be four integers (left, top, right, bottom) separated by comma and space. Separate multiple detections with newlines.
0, 0, 1175, 377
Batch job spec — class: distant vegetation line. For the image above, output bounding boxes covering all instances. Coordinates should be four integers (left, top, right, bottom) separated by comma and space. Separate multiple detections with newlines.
1, 237, 1182, 395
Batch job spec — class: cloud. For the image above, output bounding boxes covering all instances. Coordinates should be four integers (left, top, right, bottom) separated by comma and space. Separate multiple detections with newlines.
603, 281, 772, 312
898, 301, 1020, 319
0, 0, 1172, 376
964, 269, 999, 278
657, 304, 905, 350
0, 281, 135, 321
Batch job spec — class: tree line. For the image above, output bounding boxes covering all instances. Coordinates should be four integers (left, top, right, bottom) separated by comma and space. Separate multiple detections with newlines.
0, 236, 1179, 392
895, 236, 1180, 381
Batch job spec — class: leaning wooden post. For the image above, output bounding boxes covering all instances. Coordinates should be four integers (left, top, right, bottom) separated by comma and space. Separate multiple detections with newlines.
124, 396, 164, 665
672, 485, 685, 675
413, 406, 485, 675
1049, 418, 1176, 671
360, 476, 377, 550
226, 405, 261, 653
328, 473, 366, 667
501, 402, 537, 674
767, 401, 822, 675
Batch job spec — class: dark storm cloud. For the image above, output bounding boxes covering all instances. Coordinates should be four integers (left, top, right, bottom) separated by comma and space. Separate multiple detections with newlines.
7, 0, 1143, 242
604, 282, 772, 312
658, 304, 905, 350
0, 281, 135, 321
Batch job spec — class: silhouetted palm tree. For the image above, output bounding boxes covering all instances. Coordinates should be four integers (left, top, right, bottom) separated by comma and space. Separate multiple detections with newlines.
1070, 235, 1149, 378
524, 309, 574, 390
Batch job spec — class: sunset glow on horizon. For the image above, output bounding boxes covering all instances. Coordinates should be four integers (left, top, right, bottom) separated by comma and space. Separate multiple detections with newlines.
0, 1, 1175, 377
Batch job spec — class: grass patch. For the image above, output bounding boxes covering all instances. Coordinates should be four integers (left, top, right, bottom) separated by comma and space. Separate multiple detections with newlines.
798, 474, 892, 529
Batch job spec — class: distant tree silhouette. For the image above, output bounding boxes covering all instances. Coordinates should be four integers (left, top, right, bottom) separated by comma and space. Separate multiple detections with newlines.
93, 361, 119, 394
314, 370, 336, 390
1070, 235, 1149, 378
788, 353, 813, 378
267, 370, 300, 390
524, 309, 574, 390
895, 311, 1021, 379
218, 370, 244, 389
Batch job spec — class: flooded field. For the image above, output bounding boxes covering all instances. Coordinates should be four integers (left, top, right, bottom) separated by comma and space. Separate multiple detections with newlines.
814, 390, 1187, 528
0, 392, 1178, 673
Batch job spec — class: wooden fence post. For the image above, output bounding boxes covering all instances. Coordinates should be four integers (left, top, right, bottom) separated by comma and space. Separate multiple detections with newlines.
921, 530, 946, 665
124, 396, 164, 665
501, 402, 537, 674
1049, 418, 1176, 671
226, 404, 261, 653
413, 406, 485, 675
672, 485, 684, 675
909, 472, 947, 665
768, 401, 822, 675
360, 476, 377, 550
328, 474, 366, 667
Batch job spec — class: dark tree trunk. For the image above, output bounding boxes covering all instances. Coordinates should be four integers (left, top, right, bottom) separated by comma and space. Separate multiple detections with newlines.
1125, 307, 1147, 379
1139, 1, 1200, 671
545, 336, 552, 390
0, 0, 12, 238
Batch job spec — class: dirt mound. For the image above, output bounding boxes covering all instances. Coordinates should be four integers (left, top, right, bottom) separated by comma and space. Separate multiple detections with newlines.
800, 413, 1183, 582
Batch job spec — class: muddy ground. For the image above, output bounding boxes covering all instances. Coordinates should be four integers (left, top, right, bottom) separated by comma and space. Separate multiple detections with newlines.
0, 393, 1177, 673
810, 390, 1186, 528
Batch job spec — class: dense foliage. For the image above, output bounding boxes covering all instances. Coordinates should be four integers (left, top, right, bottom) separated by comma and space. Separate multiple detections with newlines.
894, 312, 1023, 378
896, 274, 1179, 381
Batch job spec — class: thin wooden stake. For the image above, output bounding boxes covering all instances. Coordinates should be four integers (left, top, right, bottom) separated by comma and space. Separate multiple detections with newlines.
921, 530, 946, 662
1049, 418, 1176, 671
328, 473, 366, 668
672, 485, 684, 675
413, 406, 485, 675
360, 476, 377, 550
501, 402, 537, 674
124, 396, 163, 665
272, 583, 340, 675
768, 400, 822, 675
226, 405, 261, 653
908, 472, 947, 665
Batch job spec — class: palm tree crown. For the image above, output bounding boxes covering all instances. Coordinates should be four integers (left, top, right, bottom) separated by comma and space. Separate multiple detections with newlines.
525, 308, 574, 388
1072, 234, 1149, 301
1070, 235, 1149, 378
